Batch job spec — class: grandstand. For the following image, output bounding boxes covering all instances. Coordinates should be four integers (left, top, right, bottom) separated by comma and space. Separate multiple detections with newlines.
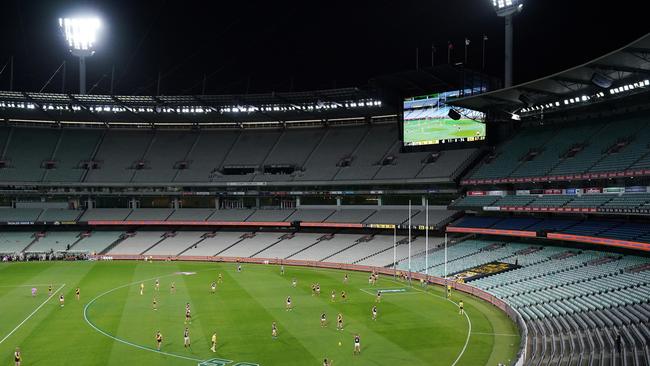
0, 12, 649, 366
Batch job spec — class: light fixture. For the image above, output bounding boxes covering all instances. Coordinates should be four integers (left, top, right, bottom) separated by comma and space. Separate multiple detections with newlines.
489, 0, 524, 87
59, 17, 101, 94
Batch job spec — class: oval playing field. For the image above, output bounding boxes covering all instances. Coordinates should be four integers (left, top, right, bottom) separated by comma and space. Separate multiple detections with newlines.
0, 261, 520, 366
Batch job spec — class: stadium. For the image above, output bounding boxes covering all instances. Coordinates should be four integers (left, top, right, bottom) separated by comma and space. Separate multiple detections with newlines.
0, 1, 649, 366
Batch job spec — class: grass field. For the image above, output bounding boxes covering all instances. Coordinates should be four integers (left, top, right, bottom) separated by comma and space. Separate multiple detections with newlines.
0, 261, 519, 365
404, 118, 485, 145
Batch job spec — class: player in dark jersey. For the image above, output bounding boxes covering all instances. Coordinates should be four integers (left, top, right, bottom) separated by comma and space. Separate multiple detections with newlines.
323, 358, 332, 366
170, 282, 176, 294
272, 322, 278, 339
75, 287, 80, 300
155, 279, 160, 292
59, 294, 64, 307
48, 285, 52, 297
311, 284, 316, 296
458, 300, 464, 315
155, 331, 163, 350
211, 281, 217, 294
320, 312, 327, 327
183, 327, 191, 348
372, 306, 377, 321
336, 313, 344, 331
353, 334, 361, 355
152, 297, 158, 311
218, 273, 223, 283
14, 347, 21, 366
286, 296, 292, 311
315, 284, 321, 295
341, 291, 346, 302
343, 274, 349, 284
376, 291, 381, 303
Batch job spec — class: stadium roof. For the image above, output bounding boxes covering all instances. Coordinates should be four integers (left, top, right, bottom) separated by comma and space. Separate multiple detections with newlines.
449, 33, 650, 118
0, 87, 392, 126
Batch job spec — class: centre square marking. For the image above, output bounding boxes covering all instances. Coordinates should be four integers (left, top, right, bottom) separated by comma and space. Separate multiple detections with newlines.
198, 358, 259, 366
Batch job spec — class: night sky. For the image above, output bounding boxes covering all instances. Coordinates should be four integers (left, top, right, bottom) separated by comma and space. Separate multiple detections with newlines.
0, 0, 646, 96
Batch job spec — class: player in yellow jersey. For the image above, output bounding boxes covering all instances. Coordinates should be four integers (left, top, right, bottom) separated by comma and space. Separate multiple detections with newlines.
75, 287, 80, 300
210, 332, 217, 352
140, 283, 144, 296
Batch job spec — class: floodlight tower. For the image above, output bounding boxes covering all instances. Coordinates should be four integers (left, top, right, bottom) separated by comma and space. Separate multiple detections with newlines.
491, 0, 523, 87
59, 17, 101, 94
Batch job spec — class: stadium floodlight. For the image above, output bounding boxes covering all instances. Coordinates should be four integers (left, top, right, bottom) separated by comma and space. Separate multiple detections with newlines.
490, 0, 524, 88
59, 17, 101, 94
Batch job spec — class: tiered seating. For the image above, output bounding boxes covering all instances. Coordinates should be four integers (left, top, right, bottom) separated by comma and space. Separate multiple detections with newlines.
286, 209, 335, 222
131, 131, 197, 182
289, 234, 363, 261
589, 118, 650, 173
405, 238, 650, 366
27, 231, 81, 252
510, 123, 595, 178
450, 195, 500, 208
527, 195, 572, 208
397, 239, 494, 273
495, 195, 535, 207
108, 231, 167, 255
334, 124, 396, 180
296, 126, 367, 181
327, 235, 399, 264
143, 231, 205, 255
471, 127, 556, 179
85, 130, 154, 183
181, 232, 246, 256
564, 194, 616, 208
213, 130, 282, 182
602, 194, 650, 209
254, 233, 323, 259
218, 232, 285, 257
43, 128, 103, 182
363, 209, 417, 225
72, 231, 123, 253
80, 208, 132, 221
0, 123, 478, 184
174, 131, 239, 182
0, 127, 60, 181
0, 232, 34, 253
37, 209, 83, 222
467, 116, 650, 182
0, 208, 43, 222
166, 209, 214, 221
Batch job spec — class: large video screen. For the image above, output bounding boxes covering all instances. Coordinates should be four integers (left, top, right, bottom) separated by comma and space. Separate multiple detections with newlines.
403, 90, 486, 146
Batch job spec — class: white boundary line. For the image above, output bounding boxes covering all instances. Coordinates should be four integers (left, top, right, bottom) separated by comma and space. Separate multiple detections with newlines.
386, 278, 471, 366
0, 283, 66, 346
83, 273, 204, 363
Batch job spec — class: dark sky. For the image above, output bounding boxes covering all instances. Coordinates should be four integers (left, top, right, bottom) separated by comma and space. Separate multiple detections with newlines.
0, 0, 647, 96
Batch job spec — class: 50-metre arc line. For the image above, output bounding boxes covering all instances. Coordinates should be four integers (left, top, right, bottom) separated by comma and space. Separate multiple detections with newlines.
83, 273, 203, 363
